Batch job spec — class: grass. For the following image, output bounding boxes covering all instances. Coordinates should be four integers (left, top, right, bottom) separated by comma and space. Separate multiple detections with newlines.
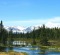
1, 38, 60, 54
21, 52, 28, 55
0, 52, 28, 55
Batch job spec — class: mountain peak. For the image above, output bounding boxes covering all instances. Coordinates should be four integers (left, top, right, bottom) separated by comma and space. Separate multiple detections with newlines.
4, 26, 39, 33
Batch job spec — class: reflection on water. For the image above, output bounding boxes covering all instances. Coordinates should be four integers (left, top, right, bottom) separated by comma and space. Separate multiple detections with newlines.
40, 47, 47, 55
13, 46, 40, 55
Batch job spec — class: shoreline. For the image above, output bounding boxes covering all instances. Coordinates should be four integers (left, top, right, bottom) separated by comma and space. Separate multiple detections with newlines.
0, 52, 28, 55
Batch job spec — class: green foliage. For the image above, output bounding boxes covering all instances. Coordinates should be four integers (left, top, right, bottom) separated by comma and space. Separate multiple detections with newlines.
0, 20, 8, 46
1, 21, 60, 46
8, 29, 14, 46
40, 37, 49, 46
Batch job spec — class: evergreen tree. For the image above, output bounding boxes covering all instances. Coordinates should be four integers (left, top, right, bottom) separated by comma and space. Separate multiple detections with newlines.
32, 28, 36, 45
0, 20, 3, 45
0, 20, 8, 46
9, 28, 13, 46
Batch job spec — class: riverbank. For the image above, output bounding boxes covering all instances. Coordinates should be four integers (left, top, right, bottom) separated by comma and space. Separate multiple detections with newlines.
0, 52, 28, 55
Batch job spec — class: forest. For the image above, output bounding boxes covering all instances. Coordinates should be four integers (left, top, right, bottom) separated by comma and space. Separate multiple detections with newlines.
0, 20, 60, 46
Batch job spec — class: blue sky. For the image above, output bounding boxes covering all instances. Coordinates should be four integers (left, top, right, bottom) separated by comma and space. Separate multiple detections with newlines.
0, 0, 60, 27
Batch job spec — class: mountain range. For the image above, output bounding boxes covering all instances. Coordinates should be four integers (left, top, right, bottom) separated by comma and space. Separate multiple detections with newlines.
4, 23, 60, 33
4, 26, 40, 33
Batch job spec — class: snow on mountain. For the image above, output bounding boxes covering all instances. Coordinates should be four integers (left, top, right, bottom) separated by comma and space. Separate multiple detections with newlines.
24, 26, 34, 32
5, 24, 58, 33
24, 26, 41, 33
4, 25, 40, 33
4, 26, 25, 33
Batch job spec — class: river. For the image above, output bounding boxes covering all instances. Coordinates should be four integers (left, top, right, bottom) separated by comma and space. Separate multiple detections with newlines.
5, 46, 60, 55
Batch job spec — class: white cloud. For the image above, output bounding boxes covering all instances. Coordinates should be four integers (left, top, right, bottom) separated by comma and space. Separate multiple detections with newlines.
48, 17, 60, 23
4, 17, 60, 28
45, 17, 60, 28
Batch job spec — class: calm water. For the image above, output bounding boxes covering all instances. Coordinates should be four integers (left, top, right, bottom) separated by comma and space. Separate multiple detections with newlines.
13, 46, 40, 55
6, 46, 60, 55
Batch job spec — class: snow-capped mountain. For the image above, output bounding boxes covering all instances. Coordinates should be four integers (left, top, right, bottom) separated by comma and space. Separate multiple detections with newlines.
4, 26, 40, 33
24, 26, 40, 32
4, 26, 25, 33
4, 24, 60, 33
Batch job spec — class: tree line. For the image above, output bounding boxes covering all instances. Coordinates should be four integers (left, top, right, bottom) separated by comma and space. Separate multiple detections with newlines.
0, 21, 60, 46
